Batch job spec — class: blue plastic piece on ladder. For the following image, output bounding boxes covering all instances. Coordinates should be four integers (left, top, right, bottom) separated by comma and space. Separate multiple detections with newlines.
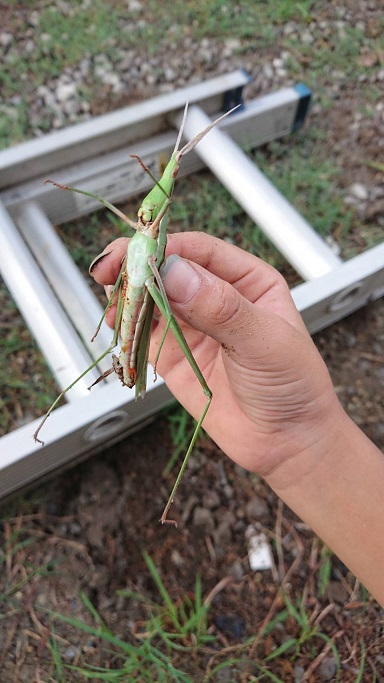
223, 69, 251, 113
292, 83, 312, 132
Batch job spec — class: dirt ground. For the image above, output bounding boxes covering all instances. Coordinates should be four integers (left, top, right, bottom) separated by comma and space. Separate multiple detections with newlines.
1, 297, 383, 682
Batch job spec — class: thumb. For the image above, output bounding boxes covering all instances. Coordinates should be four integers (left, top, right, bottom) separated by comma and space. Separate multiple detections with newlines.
160, 254, 272, 364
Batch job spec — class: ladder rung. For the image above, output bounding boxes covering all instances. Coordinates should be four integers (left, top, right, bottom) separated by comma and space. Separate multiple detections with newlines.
178, 105, 342, 281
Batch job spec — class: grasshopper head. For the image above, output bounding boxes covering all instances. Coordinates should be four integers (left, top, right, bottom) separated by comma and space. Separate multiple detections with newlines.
138, 200, 157, 224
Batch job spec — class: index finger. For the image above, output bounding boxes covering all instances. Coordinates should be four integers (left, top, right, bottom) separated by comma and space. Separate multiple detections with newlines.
90, 231, 304, 330
91, 230, 276, 296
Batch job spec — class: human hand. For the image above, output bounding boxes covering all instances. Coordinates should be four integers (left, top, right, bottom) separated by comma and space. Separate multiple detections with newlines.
91, 231, 384, 604
90, 232, 342, 490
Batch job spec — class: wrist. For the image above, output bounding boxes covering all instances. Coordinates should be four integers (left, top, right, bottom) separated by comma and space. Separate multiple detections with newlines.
264, 402, 384, 604
263, 392, 348, 493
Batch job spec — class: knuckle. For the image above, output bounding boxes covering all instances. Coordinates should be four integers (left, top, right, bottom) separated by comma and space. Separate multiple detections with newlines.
205, 278, 243, 328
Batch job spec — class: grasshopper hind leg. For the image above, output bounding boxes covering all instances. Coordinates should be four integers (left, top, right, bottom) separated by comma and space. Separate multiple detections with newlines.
146, 260, 212, 526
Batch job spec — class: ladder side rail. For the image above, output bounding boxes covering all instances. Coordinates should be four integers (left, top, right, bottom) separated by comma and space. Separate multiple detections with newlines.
0, 200, 101, 398
292, 242, 384, 333
0, 379, 173, 500
16, 202, 114, 374
1, 86, 310, 225
0, 71, 250, 188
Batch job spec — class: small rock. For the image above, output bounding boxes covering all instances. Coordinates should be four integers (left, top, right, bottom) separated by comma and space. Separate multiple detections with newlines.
69, 521, 82, 536
214, 614, 245, 638
24, 39, 35, 54
213, 511, 236, 547
0, 32, 13, 48
52, 115, 65, 129
345, 332, 357, 348
146, 73, 157, 86
28, 11, 40, 27
127, 0, 143, 10
101, 71, 118, 86
327, 580, 349, 604
319, 655, 337, 681
192, 506, 214, 531
331, 69, 346, 81
348, 182, 368, 200
81, 100, 91, 113
229, 560, 244, 581
171, 549, 184, 567
204, 489, 221, 509
36, 592, 49, 607
224, 38, 241, 53
282, 22, 297, 36
273, 57, 285, 69
223, 484, 234, 499
56, 82, 77, 102
180, 493, 199, 524
79, 57, 91, 76
301, 31, 314, 44
365, 198, 384, 221
325, 235, 341, 256
262, 64, 274, 80
63, 98, 82, 117
215, 667, 232, 683
294, 665, 305, 683
245, 495, 269, 520
164, 66, 176, 82
62, 645, 79, 661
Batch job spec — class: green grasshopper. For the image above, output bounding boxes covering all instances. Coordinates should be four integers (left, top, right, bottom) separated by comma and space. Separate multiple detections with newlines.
33, 103, 238, 526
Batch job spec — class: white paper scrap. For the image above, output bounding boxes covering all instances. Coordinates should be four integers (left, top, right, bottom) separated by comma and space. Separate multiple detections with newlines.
248, 531, 272, 571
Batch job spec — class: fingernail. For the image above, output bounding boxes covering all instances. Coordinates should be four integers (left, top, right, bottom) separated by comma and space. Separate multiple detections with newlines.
160, 255, 200, 303
104, 284, 114, 300
89, 250, 112, 275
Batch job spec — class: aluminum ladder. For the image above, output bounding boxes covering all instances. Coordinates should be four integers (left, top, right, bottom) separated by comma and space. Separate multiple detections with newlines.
1, 70, 383, 499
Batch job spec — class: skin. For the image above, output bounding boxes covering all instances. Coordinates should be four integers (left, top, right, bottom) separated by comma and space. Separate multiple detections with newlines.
91, 231, 384, 606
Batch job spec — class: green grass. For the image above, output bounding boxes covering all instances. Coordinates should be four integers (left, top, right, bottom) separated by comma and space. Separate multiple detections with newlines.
2, 0, 382, 147
163, 406, 199, 476
0, 517, 374, 681
43, 552, 347, 682
43, 560, 366, 682
143, 0, 317, 47
0, 524, 57, 608
47, 551, 213, 682
1, 1, 125, 96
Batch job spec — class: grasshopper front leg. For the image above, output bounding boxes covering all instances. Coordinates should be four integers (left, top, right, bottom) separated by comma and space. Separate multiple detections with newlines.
33, 260, 126, 445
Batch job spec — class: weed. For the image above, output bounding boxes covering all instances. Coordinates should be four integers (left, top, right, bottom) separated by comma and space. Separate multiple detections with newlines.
163, 406, 199, 476
317, 545, 333, 598
46, 552, 213, 681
